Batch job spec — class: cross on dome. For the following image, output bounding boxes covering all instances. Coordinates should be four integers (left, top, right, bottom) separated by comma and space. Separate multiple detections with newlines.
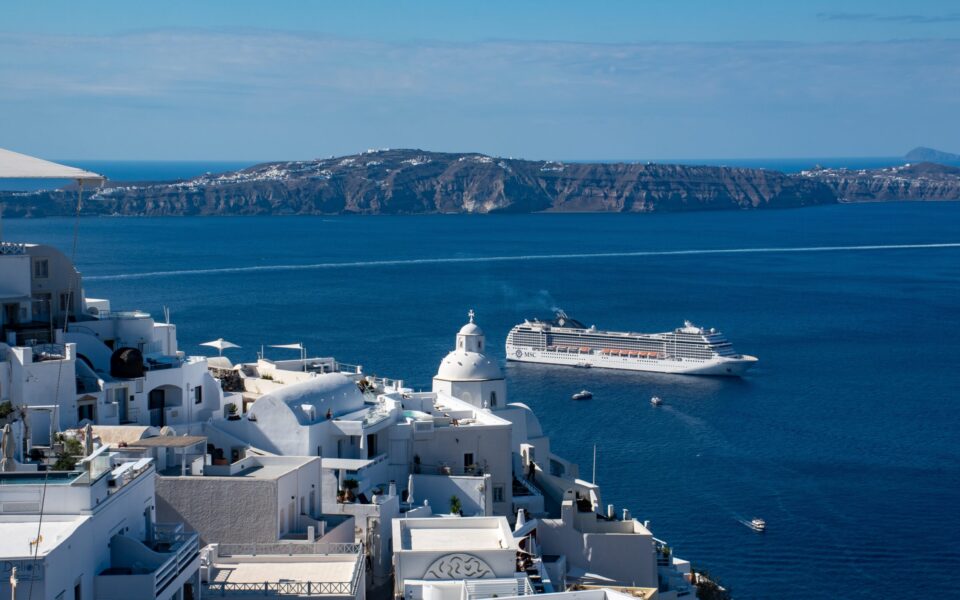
468, 309, 475, 323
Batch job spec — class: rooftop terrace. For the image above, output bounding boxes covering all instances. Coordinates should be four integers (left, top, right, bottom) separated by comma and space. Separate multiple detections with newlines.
202, 542, 365, 599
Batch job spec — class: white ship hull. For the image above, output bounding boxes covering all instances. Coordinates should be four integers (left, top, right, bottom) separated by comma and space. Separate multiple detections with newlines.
506, 345, 758, 376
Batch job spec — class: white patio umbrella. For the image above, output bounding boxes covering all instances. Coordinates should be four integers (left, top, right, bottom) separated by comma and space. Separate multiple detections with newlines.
407, 473, 415, 506
0, 423, 15, 472
0, 147, 105, 240
200, 338, 241, 357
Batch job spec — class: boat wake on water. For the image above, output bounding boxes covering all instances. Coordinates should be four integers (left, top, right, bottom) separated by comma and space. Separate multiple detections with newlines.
85, 242, 960, 281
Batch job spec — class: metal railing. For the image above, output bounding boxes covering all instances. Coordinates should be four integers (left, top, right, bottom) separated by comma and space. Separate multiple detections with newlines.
0, 241, 26, 255
463, 576, 534, 600
512, 476, 542, 497
206, 542, 364, 597
153, 528, 200, 595
216, 542, 361, 557
205, 580, 355, 596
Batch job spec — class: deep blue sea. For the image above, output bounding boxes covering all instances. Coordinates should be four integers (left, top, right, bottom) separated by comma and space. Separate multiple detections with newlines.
4, 163, 960, 599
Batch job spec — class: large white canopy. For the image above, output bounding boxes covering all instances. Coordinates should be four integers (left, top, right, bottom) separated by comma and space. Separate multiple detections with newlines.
201, 338, 241, 357
0, 147, 104, 181
201, 338, 241, 351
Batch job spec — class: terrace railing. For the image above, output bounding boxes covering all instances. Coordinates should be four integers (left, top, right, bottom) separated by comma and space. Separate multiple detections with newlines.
205, 580, 355, 596
205, 542, 364, 598
216, 542, 361, 557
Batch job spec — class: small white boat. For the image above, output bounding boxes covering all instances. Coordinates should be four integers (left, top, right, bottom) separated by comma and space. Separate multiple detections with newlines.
574, 362, 591, 369
571, 390, 593, 401
650, 396, 663, 407
742, 517, 766, 532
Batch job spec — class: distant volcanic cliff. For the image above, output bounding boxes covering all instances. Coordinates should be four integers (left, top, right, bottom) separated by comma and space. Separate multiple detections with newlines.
2, 149, 959, 217
798, 162, 960, 203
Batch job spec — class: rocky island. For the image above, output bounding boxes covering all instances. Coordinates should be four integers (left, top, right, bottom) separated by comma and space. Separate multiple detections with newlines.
904, 146, 960, 163
2, 148, 959, 217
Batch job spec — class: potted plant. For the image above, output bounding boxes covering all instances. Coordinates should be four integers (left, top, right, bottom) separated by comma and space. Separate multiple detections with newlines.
226, 403, 240, 420
449, 494, 462, 515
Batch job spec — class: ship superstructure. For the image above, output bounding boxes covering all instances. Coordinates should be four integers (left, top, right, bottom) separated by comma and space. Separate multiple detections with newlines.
506, 310, 757, 376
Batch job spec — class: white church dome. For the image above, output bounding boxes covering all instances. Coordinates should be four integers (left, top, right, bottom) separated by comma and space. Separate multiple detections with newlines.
458, 322, 484, 336
435, 309, 503, 382
436, 350, 503, 381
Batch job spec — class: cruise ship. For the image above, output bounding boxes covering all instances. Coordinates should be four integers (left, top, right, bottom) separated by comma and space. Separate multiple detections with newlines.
506, 311, 758, 376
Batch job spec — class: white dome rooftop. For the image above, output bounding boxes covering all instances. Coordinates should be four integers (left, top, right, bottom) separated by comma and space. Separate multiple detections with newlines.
458, 322, 484, 336
435, 350, 503, 381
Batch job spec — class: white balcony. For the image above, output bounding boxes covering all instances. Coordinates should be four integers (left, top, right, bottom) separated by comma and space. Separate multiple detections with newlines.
95, 524, 200, 600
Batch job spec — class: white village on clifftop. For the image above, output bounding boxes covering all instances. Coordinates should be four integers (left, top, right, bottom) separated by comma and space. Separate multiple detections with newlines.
0, 150, 699, 600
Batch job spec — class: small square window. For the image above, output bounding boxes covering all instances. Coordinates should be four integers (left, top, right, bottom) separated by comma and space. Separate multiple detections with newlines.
493, 485, 505, 503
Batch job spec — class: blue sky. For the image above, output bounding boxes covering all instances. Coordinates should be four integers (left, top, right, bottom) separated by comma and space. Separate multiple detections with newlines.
2, 0, 958, 161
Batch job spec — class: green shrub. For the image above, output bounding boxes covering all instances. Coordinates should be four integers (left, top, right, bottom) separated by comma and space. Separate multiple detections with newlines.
52, 438, 84, 471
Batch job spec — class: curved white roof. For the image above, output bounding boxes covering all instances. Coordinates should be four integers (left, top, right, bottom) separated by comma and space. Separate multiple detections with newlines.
252, 373, 363, 424
436, 350, 503, 381
458, 322, 484, 336
506, 402, 544, 438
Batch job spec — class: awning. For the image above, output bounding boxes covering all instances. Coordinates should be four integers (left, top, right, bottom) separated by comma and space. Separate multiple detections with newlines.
269, 343, 304, 350
0, 147, 104, 182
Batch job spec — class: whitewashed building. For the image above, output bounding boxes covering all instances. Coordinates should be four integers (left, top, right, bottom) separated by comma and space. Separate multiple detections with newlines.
0, 241, 223, 445
392, 512, 529, 600
0, 448, 200, 600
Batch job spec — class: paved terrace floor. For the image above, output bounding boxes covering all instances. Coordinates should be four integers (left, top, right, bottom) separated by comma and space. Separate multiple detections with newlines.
405, 528, 504, 551
210, 559, 357, 584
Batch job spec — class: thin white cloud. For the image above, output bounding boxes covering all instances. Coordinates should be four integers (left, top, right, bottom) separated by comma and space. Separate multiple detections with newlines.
1, 30, 957, 159
817, 12, 960, 24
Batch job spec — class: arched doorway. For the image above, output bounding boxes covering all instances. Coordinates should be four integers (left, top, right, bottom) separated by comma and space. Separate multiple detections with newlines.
147, 384, 183, 427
